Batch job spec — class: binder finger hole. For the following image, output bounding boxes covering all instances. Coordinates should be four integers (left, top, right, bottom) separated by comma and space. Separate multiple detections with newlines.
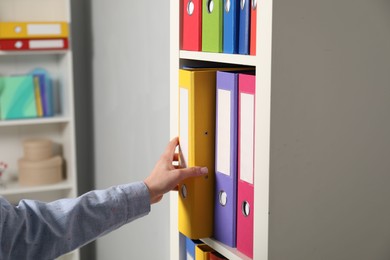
187, 0, 195, 16
219, 191, 227, 206
240, 0, 246, 10
225, 0, 231, 13
242, 201, 250, 217
14, 26, 22, 33
181, 184, 188, 198
207, 0, 214, 13
252, 0, 257, 10
15, 41, 23, 49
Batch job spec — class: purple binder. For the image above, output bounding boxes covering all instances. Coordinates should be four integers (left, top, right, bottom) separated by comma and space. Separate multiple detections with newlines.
214, 71, 238, 247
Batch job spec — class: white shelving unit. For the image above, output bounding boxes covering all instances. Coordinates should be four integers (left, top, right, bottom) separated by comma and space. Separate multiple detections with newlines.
170, 0, 390, 260
170, 0, 272, 259
0, 1, 78, 260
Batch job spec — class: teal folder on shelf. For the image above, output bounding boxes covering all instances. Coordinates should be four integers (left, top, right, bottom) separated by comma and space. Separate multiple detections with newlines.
0, 75, 37, 120
202, 0, 223, 53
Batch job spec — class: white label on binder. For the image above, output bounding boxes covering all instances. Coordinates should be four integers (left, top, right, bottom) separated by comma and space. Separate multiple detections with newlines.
240, 93, 254, 184
179, 88, 189, 168
27, 24, 61, 35
29, 39, 64, 49
216, 89, 231, 176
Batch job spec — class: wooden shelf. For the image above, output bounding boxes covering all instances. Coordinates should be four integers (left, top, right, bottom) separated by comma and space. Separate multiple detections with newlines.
179, 50, 258, 66
0, 116, 71, 127
0, 50, 68, 56
0, 180, 73, 196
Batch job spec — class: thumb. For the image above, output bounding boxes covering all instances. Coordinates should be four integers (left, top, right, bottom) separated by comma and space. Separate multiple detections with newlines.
176, 166, 208, 180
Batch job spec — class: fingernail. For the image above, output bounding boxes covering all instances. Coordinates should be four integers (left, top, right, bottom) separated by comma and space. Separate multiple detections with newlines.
201, 167, 208, 174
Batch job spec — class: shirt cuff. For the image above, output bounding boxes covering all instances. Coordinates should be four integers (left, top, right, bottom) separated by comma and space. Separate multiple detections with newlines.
118, 181, 151, 223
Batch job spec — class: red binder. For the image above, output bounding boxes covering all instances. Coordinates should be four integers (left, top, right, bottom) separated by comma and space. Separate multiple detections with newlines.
0, 38, 68, 51
250, 0, 257, 55
237, 73, 255, 258
181, 0, 202, 51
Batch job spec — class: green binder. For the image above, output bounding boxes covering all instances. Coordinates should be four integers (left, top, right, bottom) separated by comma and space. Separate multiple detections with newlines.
202, 0, 223, 53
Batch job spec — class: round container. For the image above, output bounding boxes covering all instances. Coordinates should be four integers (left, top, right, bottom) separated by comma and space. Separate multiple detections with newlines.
18, 156, 63, 186
23, 139, 52, 161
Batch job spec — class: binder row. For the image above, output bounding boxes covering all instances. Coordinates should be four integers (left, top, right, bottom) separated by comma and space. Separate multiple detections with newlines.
178, 67, 255, 259
0, 69, 55, 120
181, 0, 257, 55
0, 21, 69, 51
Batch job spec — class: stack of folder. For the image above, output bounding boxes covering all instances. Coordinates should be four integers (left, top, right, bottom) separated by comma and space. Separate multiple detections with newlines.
0, 69, 54, 120
181, 0, 257, 55
178, 67, 256, 259
0, 21, 69, 51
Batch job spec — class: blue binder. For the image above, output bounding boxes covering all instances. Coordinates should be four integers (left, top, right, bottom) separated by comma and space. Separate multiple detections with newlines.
185, 237, 203, 260
238, 0, 250, 55
223, 0, 240, 54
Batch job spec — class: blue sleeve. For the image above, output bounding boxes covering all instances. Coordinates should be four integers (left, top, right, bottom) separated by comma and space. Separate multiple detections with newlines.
0, 181, 151, 260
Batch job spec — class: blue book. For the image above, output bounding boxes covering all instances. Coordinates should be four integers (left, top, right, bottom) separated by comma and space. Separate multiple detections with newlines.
223, 0, 240, 54
238, 0, 250, 55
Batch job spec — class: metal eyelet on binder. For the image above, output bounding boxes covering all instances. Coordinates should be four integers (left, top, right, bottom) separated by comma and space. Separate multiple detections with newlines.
240, 0, 246, 10
219, 191, 228, 206
14, 26, 22, 33
181, 184, 188, 198
15, 41, 23, 49
207, 0, 214, 13
225, 0, 231, 13
242, 200, 250, 217
187, 0, 194, 16
252, 0, 257, 10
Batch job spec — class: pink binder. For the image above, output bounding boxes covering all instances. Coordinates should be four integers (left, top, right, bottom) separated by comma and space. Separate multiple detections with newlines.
236, 73, 255, 258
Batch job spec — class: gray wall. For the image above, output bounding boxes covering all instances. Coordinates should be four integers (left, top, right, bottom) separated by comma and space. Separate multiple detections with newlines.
91, 1, 170, 260
73, 0, 170, 259
269, 0, 390, 259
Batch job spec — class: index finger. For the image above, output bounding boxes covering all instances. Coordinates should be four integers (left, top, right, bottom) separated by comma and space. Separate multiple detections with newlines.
163, 137, 179, 159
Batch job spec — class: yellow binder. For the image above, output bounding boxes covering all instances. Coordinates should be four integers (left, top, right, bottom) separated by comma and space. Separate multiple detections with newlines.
178, 68, 217, 239
195, 244, 214, 260
0, 22, 68, 39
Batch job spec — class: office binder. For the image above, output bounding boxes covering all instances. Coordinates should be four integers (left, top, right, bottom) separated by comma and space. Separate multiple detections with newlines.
195, 244, 214, 260
210, 251, 228, 260
238, 0, 250, 54
202, 0, 223, 52
0, 38, 68, 51
185, 237, 203, 260
0, 22, 68, 39
0, 75, 37, 120
214, 71, 239, 247
223, 0, 239, 54
182, 0, 202, 51
31, 68, 54, 117
236, 73, 255, 258
250, 0, 257, 55
178, 68, 217, 239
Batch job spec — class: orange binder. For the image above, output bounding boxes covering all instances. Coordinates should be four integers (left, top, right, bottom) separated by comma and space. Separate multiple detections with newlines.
0, 22, 68, 39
